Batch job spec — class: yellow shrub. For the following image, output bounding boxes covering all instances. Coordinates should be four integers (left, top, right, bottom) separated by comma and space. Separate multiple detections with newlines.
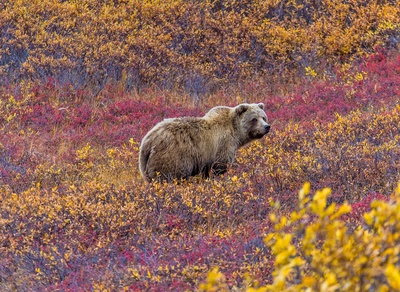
1, 0, 399, 92
259, 182, 400, 290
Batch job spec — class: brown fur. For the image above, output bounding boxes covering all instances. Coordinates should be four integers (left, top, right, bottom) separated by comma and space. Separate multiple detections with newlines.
138, 103, 270, 181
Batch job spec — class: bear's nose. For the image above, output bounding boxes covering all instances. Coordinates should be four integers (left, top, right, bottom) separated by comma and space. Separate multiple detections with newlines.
265, 124, 271, 133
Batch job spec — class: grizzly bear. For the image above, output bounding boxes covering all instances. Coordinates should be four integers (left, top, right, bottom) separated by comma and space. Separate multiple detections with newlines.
138, 103, 270, 182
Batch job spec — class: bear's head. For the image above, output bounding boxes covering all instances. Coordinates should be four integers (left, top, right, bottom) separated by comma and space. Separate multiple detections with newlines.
234, 103, 270, 145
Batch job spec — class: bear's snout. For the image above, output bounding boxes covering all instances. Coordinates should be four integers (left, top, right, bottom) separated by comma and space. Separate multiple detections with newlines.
264, 124, 271, 133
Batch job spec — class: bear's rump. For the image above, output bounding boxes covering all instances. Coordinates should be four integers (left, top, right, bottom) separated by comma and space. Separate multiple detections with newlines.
148, 147, 203, 180
147, 128, 206, 179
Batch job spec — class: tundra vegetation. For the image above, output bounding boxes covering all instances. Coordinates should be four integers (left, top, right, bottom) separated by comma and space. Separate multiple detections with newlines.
0, 0, 399, 290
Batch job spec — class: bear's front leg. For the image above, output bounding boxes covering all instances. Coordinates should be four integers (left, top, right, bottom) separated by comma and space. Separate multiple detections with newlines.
201, 164, 212, 179
200, 163, 227, 178
211, 162, 228, 176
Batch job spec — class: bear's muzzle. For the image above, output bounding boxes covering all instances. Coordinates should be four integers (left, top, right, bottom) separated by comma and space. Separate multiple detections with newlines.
264, 124, 271, 133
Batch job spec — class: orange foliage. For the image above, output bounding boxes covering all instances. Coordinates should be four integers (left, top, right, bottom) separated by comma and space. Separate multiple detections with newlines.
0, 1, 399, 289
1, 0, 399, 94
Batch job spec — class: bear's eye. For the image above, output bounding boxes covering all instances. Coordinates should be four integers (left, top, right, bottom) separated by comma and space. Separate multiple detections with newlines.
262, 117, 267, 122
251, 118, 258, 123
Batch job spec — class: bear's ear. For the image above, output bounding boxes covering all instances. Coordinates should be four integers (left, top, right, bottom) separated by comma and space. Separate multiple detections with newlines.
235, 104, 248, 115
257, 103, 264, 109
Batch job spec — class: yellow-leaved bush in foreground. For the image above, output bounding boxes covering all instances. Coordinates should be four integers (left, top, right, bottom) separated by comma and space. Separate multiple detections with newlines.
200, 182, 400, 291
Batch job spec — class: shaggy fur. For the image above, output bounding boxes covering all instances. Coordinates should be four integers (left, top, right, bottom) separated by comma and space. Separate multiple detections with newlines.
139, 103, 270, 181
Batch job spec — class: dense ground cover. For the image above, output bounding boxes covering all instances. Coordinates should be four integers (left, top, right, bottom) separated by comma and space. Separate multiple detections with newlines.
1, 0, 399, 94
1, 0, 400, 290
1, 49, 399, 290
